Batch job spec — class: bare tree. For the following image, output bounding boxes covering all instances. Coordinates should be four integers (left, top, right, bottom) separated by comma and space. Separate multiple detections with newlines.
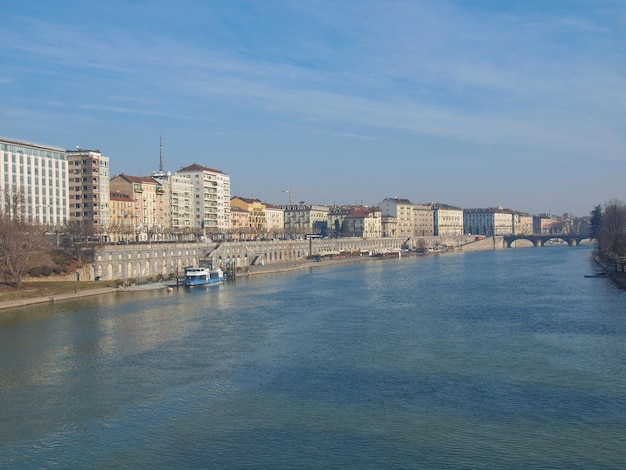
61, 221, 95, 262
599, 199, 626, 257
0, 188, 49, 288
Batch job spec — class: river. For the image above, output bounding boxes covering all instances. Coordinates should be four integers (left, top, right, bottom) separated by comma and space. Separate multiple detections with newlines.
1, 246, 625, 469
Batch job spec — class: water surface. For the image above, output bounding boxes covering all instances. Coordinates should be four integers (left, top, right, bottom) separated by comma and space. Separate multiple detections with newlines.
1, 247, 625, 468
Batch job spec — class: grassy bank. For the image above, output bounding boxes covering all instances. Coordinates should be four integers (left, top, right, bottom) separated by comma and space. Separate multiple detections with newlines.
0, 280, 118, 302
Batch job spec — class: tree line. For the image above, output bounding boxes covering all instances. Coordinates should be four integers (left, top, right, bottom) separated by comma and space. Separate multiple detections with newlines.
590, 198, 626, 258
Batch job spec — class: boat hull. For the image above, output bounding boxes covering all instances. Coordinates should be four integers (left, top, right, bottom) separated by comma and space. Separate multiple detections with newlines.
184, 267, 225, 287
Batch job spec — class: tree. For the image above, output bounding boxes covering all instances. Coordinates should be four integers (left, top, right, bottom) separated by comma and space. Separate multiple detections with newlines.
590, 204, 603, 241
62, 221, 95, 262
598, 199, 626, 257
0, 188, 49, 288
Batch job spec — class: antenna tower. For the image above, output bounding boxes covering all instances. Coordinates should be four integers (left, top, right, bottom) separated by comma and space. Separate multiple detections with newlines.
159, 135, 164, 172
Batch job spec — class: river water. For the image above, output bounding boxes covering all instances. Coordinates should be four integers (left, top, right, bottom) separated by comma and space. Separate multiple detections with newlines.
1, 246, 625, 469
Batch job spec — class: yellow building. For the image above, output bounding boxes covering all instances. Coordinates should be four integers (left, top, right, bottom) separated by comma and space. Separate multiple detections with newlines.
230, 196, 267, 237
109, 191, 135, 243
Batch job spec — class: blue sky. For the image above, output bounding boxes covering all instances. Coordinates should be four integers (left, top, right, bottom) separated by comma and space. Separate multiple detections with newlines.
1, 0, 625, 216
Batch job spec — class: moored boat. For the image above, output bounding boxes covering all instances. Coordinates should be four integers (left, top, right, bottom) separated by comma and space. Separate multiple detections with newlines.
184, 267, 225, 287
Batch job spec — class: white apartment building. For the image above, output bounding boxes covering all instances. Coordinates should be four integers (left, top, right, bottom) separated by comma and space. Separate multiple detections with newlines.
0, 137, 69, 225
464, 207, 514, 236
177, 164, 230, 234
378, 198, 415, 239
433, 205, 464, 236
67, 149, 110, 233
152, 171, 194, 235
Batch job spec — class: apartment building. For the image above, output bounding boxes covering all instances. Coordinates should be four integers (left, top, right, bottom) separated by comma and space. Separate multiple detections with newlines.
381, 215, 398, 237
378, 198, 415, 239
177, 163, 230, 235
265, 203, 284, 238
109, 191, 135, 243
414, 204, 435, 237
343, 207, 383, 238
282, 203, 329, 236
229, 206, 251, 240
513, 213, 534, 235
109, 174, 166, 241
67, 149, 110, 234
464, 207, 514, 236
152, 171, 194, 237
433, 204, 464, 236
0, 137, 68, 225
230, 196, 267, 235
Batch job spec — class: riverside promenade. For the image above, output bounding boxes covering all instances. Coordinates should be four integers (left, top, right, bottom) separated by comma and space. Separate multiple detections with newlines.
0, 253, 382, 312
0, 236, 496, 313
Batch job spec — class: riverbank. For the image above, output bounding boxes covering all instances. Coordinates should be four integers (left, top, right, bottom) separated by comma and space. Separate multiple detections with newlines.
0, 252, 400, 312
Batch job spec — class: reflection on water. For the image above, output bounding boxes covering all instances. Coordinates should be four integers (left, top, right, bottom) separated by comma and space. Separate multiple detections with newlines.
1, 247, 625, 468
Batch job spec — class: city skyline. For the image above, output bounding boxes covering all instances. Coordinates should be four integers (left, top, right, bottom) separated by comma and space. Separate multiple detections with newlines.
2, 1, 625, 217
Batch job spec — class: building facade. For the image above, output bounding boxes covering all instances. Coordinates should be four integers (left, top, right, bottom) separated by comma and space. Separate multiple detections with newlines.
230, 196, 267, 236
433, 204, 464, 236
152, 171, 194, 239
414, 204, 435, 237
265, 204, 285, 238
342, 207, 383, 238
67, 149, 110, 235
229, 206, 251, 240
464, 207, 514, 236
177, 163, 231, 236
108, 191, 135, 243
378, 198, 415, 239
513, 213, 534, 235
282, 203, 329, 236
110, 174, 166, 241
0, 138, 69, 226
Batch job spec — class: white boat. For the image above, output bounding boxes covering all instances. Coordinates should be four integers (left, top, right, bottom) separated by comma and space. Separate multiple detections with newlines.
184, 267, 225, 287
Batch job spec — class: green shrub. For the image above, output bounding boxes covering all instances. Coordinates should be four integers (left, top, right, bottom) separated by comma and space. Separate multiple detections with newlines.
42, 265, 53, 276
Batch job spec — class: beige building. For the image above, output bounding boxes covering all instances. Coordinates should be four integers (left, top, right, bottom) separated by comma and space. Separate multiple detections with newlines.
67, 149, 110, 236
0, 137, 69, 226
229, 206, 251, 240
414, 204, 435, 237
378, 198, 415, 239
177, 163, 230, 236
265, 203, 284, 238
381, 215, 398, 237
513, 213, 534, 235
433, 204, 464, 236
343, 207, 383, 238
110, 174, 166, 241
283, 203, 329, 236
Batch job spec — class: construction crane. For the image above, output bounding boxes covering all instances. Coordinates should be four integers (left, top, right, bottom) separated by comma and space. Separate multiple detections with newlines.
283, 189, 298, 205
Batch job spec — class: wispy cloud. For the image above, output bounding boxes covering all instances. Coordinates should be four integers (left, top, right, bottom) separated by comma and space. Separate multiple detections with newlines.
1, 0, 625, 213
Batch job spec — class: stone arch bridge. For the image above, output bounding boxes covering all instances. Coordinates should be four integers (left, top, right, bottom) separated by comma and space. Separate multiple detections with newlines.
503, 234, 594, 248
